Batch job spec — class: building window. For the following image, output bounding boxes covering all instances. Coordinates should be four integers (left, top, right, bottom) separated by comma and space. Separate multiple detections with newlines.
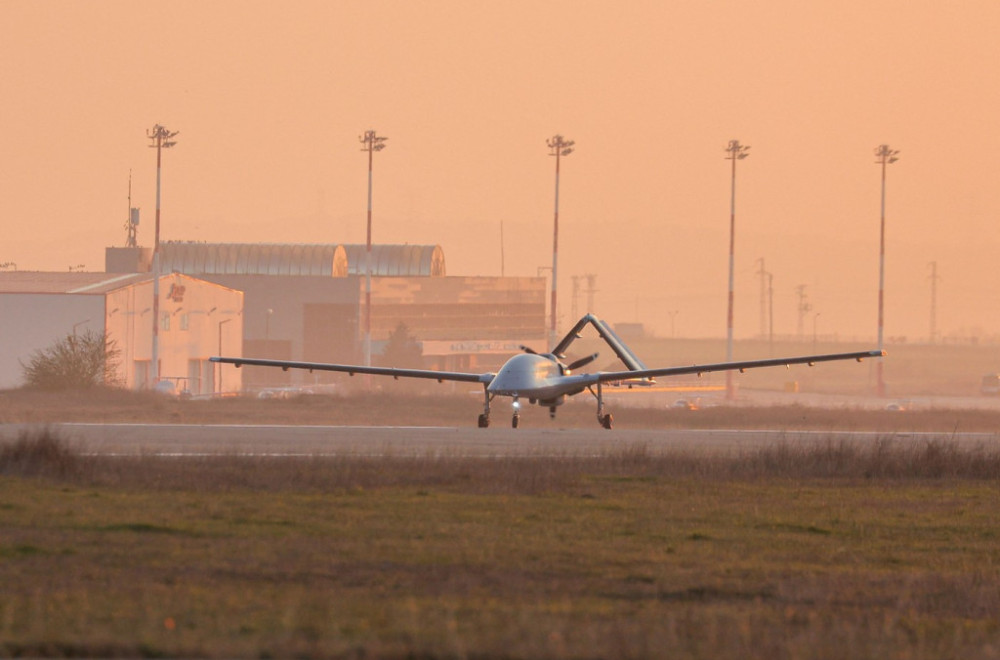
161, 313, 170, 331
179, 313, 189, 331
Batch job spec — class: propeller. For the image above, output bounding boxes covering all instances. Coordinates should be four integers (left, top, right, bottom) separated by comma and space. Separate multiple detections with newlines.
565, 352, 599, 371
519, 345, 538, 355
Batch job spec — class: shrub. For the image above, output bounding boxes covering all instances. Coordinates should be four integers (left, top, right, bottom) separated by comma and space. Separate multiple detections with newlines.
20, 330, 122, 390
0, 429, 82, 478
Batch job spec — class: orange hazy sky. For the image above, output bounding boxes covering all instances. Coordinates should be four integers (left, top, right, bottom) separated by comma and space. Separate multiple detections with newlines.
2, 0, 998, 342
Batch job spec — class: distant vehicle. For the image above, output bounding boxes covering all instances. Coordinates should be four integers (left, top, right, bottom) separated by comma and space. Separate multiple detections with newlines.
981, 374, 1000, 395
671, 399, 699, 411
212, 314, 882, 430
153, 380, 177, 396
153, 378, 191, 399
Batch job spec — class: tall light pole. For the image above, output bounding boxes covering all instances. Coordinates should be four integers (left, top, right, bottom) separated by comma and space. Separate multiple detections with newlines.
547, 134, 574, 348
359, 129, 387, 374
724, 139, 750, 400
147, 124, 178, 387
874, 143, 899, 397
218, 317, 232, 393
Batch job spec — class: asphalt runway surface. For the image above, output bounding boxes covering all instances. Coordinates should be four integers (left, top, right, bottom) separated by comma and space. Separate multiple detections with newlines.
2, 423, 999, 457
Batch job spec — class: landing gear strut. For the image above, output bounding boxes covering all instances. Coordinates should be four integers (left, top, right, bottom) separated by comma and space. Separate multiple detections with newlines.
478, 384, 492, 428
512, 396, 520, 428
591, 381, 614, 430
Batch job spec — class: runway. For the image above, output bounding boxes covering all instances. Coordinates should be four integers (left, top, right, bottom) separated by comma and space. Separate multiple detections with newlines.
2, 423, 998, 457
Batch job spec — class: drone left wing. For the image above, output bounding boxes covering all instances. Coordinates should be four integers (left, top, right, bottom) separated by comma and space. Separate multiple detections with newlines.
209, 356, 494, 384
591, 349, 884, 384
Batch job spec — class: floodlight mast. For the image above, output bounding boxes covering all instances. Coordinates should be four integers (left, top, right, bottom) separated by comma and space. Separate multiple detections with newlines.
874, 143, 899, 397
147, 124, 178, 388
360, 130, 387, 378
724, 139, 750, 401
547, 134, 574, 348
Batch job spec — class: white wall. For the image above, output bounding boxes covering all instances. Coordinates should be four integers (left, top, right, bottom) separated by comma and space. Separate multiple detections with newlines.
0, 294, 105, 389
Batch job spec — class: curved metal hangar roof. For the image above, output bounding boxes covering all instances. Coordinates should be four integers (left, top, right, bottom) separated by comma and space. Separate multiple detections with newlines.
342, 244, 445, 277
160, 242, 445, 277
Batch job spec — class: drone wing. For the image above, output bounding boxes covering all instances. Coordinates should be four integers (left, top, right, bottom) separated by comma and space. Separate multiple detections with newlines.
591, 349, 884, 384
209, 356, 494, 384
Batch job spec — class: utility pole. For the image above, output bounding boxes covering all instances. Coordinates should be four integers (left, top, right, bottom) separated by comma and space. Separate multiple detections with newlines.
767, 271, 774, 354
147, 124, 178, 388
755, 258, 768, 338
928, 261, 940, 343
874, 144, 899, 397
500, 221, 505, 277
360, 129, 387, 377
571, 275, 582, 321
585, 273, 597, 314
795, 284, 812, 341
547, 134, 574, 347
724, 139, 750, 400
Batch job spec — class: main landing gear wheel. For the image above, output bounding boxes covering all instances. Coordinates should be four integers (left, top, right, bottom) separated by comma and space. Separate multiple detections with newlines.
512, 414, 520, 429
478, 414, 490, 428
600, 413, 613, 430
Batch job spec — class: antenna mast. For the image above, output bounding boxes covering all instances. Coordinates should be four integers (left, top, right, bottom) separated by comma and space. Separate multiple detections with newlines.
125, 170, 140, 248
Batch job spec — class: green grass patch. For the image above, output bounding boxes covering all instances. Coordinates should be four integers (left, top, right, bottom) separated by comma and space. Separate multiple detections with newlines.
2, 476, 1000, 657
3, 435, 1000, 658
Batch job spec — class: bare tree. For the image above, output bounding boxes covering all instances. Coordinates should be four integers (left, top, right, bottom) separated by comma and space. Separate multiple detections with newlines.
21, 330, 122, 390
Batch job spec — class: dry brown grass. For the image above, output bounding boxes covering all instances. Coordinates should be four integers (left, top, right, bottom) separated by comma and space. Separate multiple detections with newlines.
2, 386, 1000, 432
5, 428, 1000, 493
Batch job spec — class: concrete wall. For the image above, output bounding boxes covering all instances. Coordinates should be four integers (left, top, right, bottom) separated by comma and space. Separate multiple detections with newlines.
0, 294, 105, 389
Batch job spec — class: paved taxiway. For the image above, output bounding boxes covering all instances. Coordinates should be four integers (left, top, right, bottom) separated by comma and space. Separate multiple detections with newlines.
2, 423, 998, 457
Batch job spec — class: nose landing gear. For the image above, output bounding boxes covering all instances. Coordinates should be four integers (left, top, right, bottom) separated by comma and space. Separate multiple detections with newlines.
512, 397, 521, 428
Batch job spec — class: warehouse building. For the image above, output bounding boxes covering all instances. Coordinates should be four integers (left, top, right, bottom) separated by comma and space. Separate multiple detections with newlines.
105, 242, 546, 390
0, 271, 243, 393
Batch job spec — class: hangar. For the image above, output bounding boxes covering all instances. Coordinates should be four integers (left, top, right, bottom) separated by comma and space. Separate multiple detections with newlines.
105, 242, 546, 391
0, 271, 243, 393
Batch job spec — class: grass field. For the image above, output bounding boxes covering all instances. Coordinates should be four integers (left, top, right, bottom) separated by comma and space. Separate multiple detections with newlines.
3, 430, 1000, 658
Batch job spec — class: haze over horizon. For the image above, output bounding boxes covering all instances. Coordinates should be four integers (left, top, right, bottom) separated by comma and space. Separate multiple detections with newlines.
2, 1, 998, 344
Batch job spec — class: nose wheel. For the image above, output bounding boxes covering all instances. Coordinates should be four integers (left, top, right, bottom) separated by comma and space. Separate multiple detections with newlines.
599, 413, 613, 429
512, 414, 520, 428
478, 413, 490, 428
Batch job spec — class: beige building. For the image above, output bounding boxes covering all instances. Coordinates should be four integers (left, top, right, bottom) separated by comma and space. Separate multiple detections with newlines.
107, 242, 546, 390
0, 272, 243, 394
